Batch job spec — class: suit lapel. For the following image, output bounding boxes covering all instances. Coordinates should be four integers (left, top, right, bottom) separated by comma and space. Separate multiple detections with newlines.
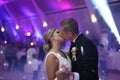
75, 34, 84, 45
69, 34, 84, 61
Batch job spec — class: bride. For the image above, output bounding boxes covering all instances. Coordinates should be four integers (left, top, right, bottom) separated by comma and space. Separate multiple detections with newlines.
43, 28, 73, 80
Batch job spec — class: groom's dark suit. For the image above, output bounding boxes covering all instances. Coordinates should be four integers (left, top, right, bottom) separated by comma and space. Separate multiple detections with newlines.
69, 34, 99, 80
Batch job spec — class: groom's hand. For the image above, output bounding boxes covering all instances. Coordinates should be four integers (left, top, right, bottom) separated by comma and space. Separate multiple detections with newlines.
56, 66, 71, 80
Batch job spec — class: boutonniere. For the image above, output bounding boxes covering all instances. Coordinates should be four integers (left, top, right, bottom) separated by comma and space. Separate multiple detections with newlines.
71, 47, 77, 61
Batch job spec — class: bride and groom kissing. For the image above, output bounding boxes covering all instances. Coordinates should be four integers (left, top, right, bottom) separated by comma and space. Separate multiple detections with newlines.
43, 18, 99, 80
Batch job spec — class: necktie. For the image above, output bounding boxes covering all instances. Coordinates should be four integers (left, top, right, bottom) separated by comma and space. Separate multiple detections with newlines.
70, 42, 75, 48
69, 42, 75, 54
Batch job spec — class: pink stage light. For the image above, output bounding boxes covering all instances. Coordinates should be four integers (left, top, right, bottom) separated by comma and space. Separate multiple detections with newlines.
55, 0, 71, 10
59, 3, 71, 9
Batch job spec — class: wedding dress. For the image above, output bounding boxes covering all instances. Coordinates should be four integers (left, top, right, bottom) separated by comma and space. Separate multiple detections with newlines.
45, 51, 71, 80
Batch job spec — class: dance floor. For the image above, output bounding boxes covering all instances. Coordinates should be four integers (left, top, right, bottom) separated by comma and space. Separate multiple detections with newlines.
0, 63, 120, 80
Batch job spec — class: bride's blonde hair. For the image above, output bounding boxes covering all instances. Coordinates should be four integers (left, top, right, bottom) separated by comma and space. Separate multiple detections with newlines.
43, 28, 56, 53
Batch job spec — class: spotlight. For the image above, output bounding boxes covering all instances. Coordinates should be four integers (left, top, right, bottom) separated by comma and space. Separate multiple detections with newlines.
26, 32, 31, 36
15, 24, 20, 30
1, 27, 5, 32
43, 21, 48, 27
91, 14, 97, 23
23, 76, 26, 79
4, 40, 7, 44
92, 0, 120, 43
28, 61, 32, 64
3, 62, 9, 67
85, 30, 90, 35
30, 42, 34, 46
118, 49, 120, 52
0, 51, 3, 54
0, 76, 3, 80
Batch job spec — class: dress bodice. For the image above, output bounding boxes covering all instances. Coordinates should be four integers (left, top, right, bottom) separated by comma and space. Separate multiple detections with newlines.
45, 51, 71, 71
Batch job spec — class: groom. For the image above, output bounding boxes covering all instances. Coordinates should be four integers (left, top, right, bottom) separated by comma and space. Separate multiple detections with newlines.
58, 18, 99, 80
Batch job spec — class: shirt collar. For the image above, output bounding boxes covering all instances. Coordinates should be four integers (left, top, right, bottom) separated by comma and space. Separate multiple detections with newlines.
72, 33, 80, 43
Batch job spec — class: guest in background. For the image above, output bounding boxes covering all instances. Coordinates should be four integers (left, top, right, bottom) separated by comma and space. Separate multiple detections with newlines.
16, 47, 26, 72
3, 43, 17, 71
32, 53, 41, 80
98, 44, 108, 76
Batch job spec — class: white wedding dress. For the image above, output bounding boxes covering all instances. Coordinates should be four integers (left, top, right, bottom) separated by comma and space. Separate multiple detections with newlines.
45, 51, 71, 80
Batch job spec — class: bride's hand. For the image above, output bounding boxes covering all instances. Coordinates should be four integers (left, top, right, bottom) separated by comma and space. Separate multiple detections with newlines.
56, 65, 71, 80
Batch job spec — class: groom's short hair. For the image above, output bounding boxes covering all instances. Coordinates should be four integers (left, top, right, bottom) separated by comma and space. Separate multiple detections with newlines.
60, 18, 79, 34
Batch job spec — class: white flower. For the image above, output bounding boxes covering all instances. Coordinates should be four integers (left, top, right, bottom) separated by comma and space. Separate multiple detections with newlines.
71, 47, 77, 61
72, 47, 77, 52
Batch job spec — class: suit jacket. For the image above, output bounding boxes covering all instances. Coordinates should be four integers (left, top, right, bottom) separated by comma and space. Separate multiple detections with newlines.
69, 34, 99, 80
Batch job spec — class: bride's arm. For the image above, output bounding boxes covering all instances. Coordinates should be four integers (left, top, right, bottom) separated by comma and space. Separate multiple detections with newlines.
46, 54, 59, 80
